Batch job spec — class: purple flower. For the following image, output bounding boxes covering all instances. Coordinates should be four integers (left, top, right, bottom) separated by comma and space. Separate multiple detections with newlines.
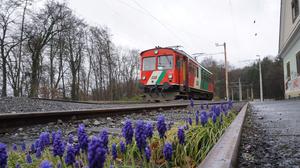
200, 104, 204, 110
112, 143, 117, 160
145, 146, 151, 162
157, 115, 167, 139
12, 144, 17, 151
30, 143, 35, 153
122, 120, 134, 145
40, 160, 53, 168
21, 143, 26, 152
68, 134, 74, 144
53, 131, 65, 157
75, 161, 80, 168
145, 122, 153, 139
120, 141, 126, 154
99, 130, 109, 151
214, 106, 221, 116
200, 111, 208, 126
0, 143, 7, 168
135, 120, 147, 152
73, 144, 80, 155
88, 136, 106, 168
16, 163, 21, 168
212, 113, 217, 123
39, 132, 50, 150
195, 111, 199, 125
26, 153, 32, 163
65, 144, 75, 165
177, 127, 185, 145
190, 98, 194, 108
206, 103, 209, 109
188, 117, 192, 125
78, 124, 89, 151
36, 147, 42, 158
163, 143, 173, 161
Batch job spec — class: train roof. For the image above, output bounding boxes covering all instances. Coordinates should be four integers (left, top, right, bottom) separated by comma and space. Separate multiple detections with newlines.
141, 47, 213, 75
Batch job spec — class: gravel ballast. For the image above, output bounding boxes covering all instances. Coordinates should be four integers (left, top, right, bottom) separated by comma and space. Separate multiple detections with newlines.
0, 99, 244, 150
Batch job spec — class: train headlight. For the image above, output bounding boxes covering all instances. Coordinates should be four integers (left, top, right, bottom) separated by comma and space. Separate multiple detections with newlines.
142, 76, 146, 80
168, 74, 173, 79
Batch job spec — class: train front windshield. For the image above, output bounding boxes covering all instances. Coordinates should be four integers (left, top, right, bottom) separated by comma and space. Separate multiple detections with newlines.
158, 55, 173, 70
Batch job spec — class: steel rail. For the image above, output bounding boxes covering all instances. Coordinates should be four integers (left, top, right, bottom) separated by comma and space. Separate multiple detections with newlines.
0, 101, 229, 129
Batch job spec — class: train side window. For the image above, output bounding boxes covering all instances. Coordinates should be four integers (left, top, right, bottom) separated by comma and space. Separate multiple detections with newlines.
196, 67, 199, 78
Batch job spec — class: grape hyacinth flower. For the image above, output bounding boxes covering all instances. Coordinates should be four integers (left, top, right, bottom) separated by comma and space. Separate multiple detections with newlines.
75, 161, 80, 168
206, 103, 209, 109
177, 127, 185, 145
190, 98, 194, 108
78, 124, 89, 151
195, 111, 199, 125
65, 144, 76, 165
26, 153, 32, 163
200, 111, 208, 126
0, 143, 7, 168
68, 134, 74, 144
212, 113, 217, 124
145, 146, 151, 162
40, 160, 53, 168
157, 115, 167, 139
99, 130, 109, 151
135, 120, 147, 152
30, 143, 35, 153
88, 136, 107, 168
112, 143, 117, 160
39, 132, 50, 151
16, 163, 21, 168
53, 131, 65, 157
21, 142, 26, 152
200, 104, 204, 110
73, 144, 80, 155
145, 122, 153, 139
36, 147, 42, 159
122, 120, 134, 145
120, 141, 126, 154
12, 144, 17, 151
188, 117, 192, 125
163, 143, 173, 161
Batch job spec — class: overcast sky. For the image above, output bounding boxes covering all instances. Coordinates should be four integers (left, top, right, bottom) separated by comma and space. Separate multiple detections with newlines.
60, 0, 280, 67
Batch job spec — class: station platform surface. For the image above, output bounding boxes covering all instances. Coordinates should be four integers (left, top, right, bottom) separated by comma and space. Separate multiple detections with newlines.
238, 100, 300, 167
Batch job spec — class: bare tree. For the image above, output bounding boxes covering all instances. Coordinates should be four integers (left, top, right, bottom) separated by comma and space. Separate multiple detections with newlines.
0, 0, 21, 97
25, 1, 71, 97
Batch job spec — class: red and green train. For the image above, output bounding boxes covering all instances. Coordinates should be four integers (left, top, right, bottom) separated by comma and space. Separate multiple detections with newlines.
139, 47, 214, 101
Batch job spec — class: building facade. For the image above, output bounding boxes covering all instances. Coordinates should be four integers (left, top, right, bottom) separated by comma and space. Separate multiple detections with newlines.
279, 0, 300, 98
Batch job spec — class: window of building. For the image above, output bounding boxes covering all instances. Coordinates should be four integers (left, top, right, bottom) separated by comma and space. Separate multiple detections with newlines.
292, 0, 299, 22
297, 52, 300, 75
287, 62, 291, 79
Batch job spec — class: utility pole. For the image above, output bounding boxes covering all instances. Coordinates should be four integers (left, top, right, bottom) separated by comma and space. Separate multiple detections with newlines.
257, 55, 263, 102
231, 88, 234, 100
216, 42, 229, 101
239, 78, 242, 101
251, 85, 254, 101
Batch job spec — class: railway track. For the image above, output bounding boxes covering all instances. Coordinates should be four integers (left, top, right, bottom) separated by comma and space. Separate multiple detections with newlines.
0, 100, 229, 129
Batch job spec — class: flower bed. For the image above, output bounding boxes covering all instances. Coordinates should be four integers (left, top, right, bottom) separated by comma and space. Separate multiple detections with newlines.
0, 100, 236, 168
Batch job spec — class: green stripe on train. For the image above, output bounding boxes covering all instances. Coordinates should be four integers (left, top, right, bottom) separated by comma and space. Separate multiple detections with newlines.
156, 70, 166, 84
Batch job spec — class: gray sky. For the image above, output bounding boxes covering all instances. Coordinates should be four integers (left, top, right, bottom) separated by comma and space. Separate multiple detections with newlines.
65, 0, 280, 67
